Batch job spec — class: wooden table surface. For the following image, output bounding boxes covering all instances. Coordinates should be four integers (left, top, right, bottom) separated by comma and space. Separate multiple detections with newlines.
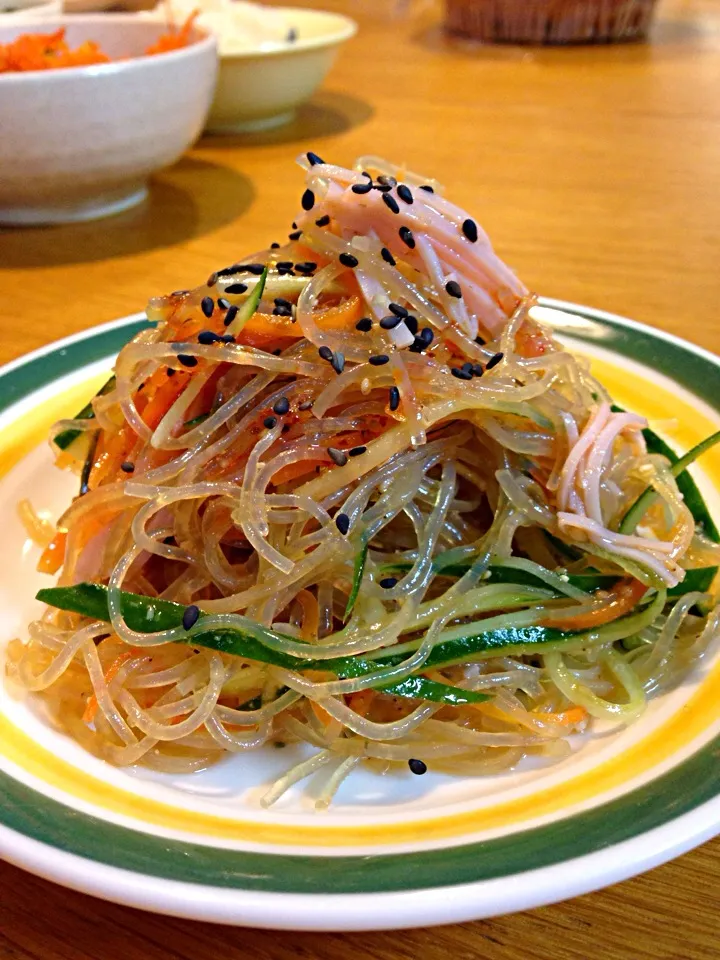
1, 0, 720, 955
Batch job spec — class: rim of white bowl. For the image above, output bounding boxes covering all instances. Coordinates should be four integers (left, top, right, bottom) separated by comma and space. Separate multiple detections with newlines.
216, 8, 358, 60
0, 13, 217, 82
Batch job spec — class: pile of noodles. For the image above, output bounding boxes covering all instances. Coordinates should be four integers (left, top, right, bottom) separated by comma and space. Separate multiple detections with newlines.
8, 154, 720, 809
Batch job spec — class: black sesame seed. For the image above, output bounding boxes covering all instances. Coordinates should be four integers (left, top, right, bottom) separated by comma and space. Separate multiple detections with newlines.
167, 367, 176, 376
462, 218, 478, 243
295, 261, 317, 274
307, 151, 324, 166
328, 447, 348, 467
486, 352, 504, 369
351, 181, 373, 195
335, 512, 350, 535
355, 317, 373, 332
388, 302, 408, 318
405, 316, 419, 335
221, 334, 235, 344
301, 189, 315, 211
270, 242, 281, 249
315, 215, 331, 227
273, 397, 290, 415
207, 272, 218, 287
445, 280, 462, 299
377, 175, 397, 187
120, 461, 135, 474
369, 354, 390, 366
397, 184, 413, 205
289, 231, 302, 241
331, 352, 345, 375
274, 297, 292, 308
419, 327, 434, 346
264, 416, 277, 429
451, 367, 472, 381
171, 289, 190, 297
162, 536, 176, 546
319, 346, 333, 362
372, 183, 392, 193
408, 758, 427, 775
379, 576, 397, 588
349, 445, 367, 457
339, 252, 359, 268
182, 605, 200, 631
217, 297, 231, 310
200, 296, 214, 318
287, 27, 298, 42
276, 261, 294, 270
249, 264, 266, 275
224, 282, 248, 295
399, 226, 415, 249
419, 185, 434, 193
380, 315, 401, 330
382, 193, 400, 215
272, 348, 282, 356
461, 361, 473, 374
178, 355, 198, 368
292, 222, 298, 230
273, 306, 292, 317
475, 335, 486, 346
472, 364, 484, 377
381, 247, 396, 266
299, 400, 314, 411
224, 305, 238, 327
198, 330, 220, 345
389, 386, 400, 411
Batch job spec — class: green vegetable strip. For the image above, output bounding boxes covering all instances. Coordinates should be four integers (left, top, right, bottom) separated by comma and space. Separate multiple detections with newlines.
53, 376, 116, 452
78, 431, 99, 497
226, 269, 268, 336
35, 583, 489, 706
619, 429, 720, 536
184, 413, 210, 429
344, 542, 368, 621
381, 560, 715, 599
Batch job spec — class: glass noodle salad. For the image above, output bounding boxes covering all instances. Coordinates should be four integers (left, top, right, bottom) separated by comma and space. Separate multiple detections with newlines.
9, 153, 720, 809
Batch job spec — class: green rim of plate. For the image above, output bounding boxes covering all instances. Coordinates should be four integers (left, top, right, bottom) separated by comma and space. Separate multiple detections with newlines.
1, 302, 719, 895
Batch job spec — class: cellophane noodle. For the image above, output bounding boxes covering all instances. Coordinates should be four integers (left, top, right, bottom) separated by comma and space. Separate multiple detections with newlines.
7, 154, 719, 810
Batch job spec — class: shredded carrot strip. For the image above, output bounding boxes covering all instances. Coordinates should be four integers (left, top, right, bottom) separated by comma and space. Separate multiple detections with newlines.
83, 652, 135, 724
310, 701, 334, 728
37, 531, 67, 575
539, 578, 647, 631
296, 589, 320, 641
347, 688, 375, 718
532, 706, 588, 726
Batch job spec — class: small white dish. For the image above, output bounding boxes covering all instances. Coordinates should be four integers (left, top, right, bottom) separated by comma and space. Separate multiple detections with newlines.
0, 15, 217, 225
205, 7, 357, 134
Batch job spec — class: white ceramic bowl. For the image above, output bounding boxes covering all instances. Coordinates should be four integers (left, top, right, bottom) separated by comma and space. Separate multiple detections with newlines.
1, 0, 62, 17
0, 15, 218, 225
206, 7, 357, 134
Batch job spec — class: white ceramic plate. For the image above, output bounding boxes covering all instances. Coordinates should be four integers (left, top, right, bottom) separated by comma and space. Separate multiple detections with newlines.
0, 300, 719, 930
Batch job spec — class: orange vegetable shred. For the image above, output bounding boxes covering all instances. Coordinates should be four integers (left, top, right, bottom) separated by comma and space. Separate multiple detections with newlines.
0, 14, 198, 74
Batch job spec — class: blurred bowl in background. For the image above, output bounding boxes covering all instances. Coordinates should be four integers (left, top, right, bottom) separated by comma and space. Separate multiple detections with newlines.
206, 7, 357, 134
0, 14, 217, 225
1, 0, 62, 17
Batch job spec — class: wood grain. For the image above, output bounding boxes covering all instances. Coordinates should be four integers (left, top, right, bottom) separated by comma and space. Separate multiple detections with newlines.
1, 0, 720, 954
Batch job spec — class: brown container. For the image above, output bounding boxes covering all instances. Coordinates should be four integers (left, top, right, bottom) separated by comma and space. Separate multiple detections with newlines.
444, 0, 659, 44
